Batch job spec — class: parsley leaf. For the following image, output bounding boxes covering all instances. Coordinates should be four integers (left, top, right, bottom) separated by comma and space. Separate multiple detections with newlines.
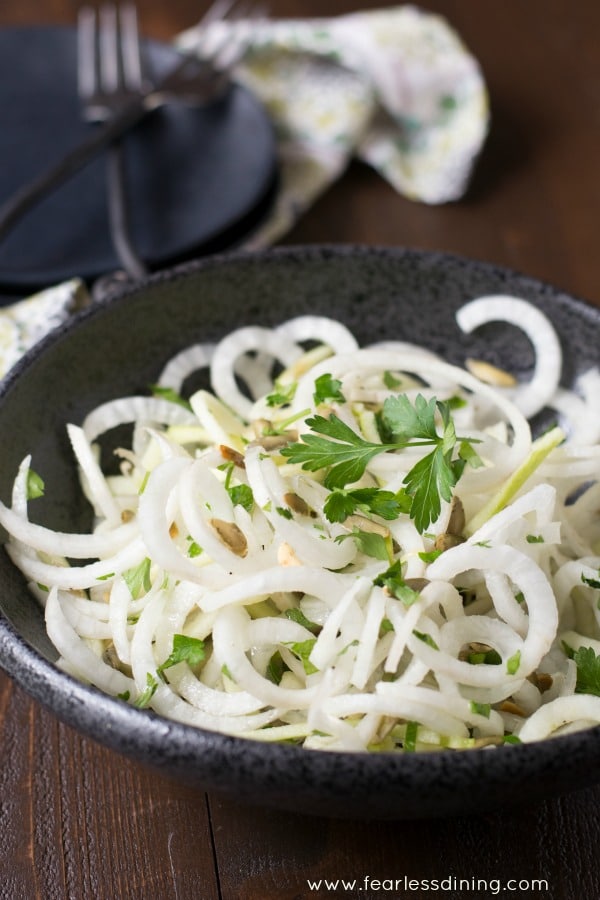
335, 528, 391, 561
383, 370, 402, 389
373, 560, 420, 606
570, 645, 600, 696
26, 469, 45, 500
506, 650, 521, 675
413, 629, 439, 650
313, 373, 345, 405
382, 393, 440, 442
123, 558, 152, 599
228, 483, 254, 512
285, 639, 319, 675
265, 380, 297, 408
281, 395, 480, 533
418, 549, 442, 563
581, 571, 600, 590
186, 537, 203, 557
266, 650, 288, 684
323, 486, 410, 523
285, 608, 320, 634
281, 414, 388, 488
470, 700, 491, 718
403, 444, 462, 535
158, 634, 206, 676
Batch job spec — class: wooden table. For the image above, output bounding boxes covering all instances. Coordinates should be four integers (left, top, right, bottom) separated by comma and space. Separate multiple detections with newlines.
1, 2, 599, 897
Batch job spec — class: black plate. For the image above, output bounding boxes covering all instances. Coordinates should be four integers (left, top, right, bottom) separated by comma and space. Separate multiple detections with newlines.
1, 246, 600, 821
0, 26, 277, 294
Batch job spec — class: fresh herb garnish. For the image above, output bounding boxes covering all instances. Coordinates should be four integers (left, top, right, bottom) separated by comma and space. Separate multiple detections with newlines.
281, 394, 480, 532
26, 468, 45, 500
564, 644, 600, 696
323, 486, 410, 524
581, 571, 600, 590
383, 370, 402, 389
220, 461, 254, 512
285, 639, 319, 675
285, 608, 320, 634
123, 558, 152, 599
313, 373, 345, 405
373, 560, 420, 607
413, 629, 439, 650
265, 379, 297, 408
506, 650, 521, 675
158, 634, 206, 676
276, 505, 293, 520
418, 549, 443, 563
266, 650, 288, 684
335, 528, 391, 562
470, 700, 491, 718
186, 536, 203, 558
228, 483, 254, 512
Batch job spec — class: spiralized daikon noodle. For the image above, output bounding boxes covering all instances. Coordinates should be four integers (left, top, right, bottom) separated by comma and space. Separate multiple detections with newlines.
4, 297, 600, 753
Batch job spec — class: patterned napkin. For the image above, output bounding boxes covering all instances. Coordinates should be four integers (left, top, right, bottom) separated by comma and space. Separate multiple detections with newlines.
0, 4, 488, 378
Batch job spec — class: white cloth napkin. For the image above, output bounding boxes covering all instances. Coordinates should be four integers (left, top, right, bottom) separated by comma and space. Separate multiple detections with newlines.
178, 4, 489, 248
0, 5, 488, 378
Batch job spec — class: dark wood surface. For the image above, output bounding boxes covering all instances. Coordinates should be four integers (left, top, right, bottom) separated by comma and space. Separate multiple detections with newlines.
1, 2, 599, 898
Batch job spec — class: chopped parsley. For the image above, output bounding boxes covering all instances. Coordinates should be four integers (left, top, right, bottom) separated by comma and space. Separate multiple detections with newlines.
228, 483, 254, 512
335, 527, 391, 562
506, 650, 521, 675
123, 558, 152, 599
285, 607, 320, 634
285, 639, 319, 675
373, 560, 420, 607
265, 379, 297, 408
158, 634, 206, 677
324, 486, 410, 524
266, 650, 288, 685
313, 373, 345, 405
564, 644, 600, 696
413, 630, 439, 650
470, 700, 491, 719
581, 571, 600, 590
26, 469, 45, 500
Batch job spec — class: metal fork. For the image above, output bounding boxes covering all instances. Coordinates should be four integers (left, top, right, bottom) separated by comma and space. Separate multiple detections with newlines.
78, 4, 149, 280
0, 0, 259, 253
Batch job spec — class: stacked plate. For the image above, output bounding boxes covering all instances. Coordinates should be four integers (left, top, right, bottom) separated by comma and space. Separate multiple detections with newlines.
0, 26, 277, 299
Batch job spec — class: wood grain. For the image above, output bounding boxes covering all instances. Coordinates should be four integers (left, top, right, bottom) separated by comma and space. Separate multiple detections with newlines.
1, 1, 600, 898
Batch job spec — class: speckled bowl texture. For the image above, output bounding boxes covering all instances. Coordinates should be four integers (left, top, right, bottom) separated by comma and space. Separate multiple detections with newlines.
1, 245, 599, 821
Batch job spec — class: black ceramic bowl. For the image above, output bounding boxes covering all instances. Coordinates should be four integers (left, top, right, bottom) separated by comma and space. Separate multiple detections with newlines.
1, 245, 600, 821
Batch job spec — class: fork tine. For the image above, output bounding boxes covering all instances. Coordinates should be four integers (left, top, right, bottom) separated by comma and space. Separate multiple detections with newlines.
99, 5, 120, 93
77, 6, 97, 100
119, 4, 145, 90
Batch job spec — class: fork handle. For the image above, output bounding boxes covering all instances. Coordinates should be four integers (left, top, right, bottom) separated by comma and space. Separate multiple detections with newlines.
0, 97, 148, 243
106, 142, 148, 280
